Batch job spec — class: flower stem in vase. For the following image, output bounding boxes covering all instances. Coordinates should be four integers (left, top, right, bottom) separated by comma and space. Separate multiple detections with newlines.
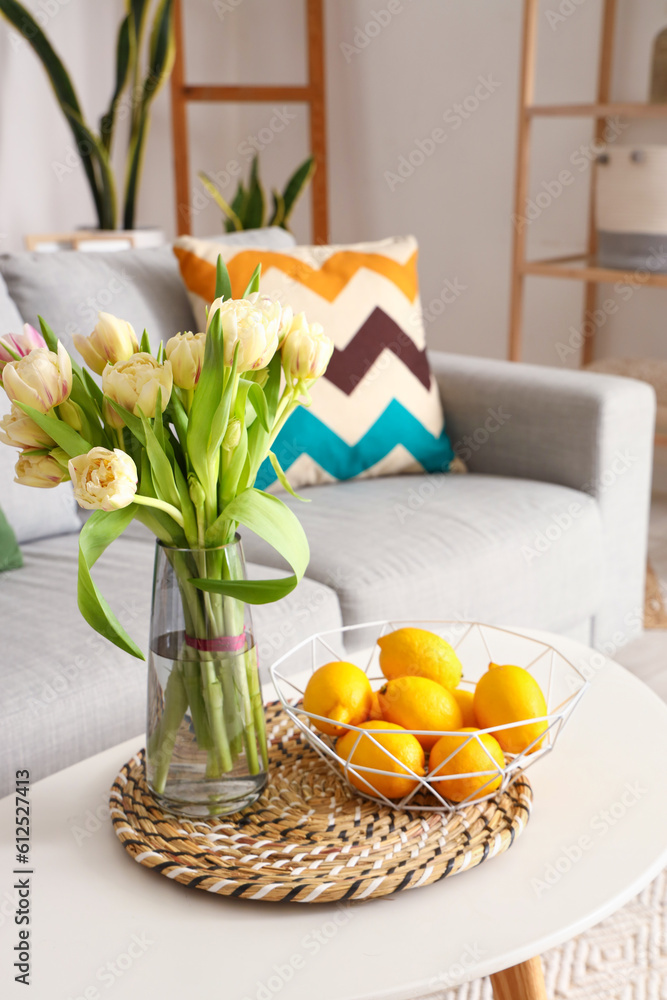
152, 664, 188, 795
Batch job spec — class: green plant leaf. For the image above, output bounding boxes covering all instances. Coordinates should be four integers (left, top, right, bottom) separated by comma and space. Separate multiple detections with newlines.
100, 12, 132, 152
196, 488, 309, 603
268, 451, 309, 501
215, 254, 232, 301
281, 155, 315, 225
138, 408, 180, 509
268, 188, 285, 227
242, 264, 261, 298
105, 398, 146, 445
77, 506, 144, 658
123, 0, 175, 229
16, 403, 92, 457
140, 329, 151, 353
199, 172, 243, 232
61, 103, 117, 231
229, 181, 247, 231
186, 309, 227, 490
81, 368, 105, 410
246, 381, 269, 432
37, 316, 58, 353
244, 155, 265, 229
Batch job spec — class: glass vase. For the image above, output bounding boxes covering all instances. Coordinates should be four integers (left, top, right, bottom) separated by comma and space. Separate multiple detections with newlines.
146, 537, 269, 816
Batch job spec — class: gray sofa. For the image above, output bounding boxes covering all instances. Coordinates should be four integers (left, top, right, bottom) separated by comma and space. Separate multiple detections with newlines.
0, 242, 656, 797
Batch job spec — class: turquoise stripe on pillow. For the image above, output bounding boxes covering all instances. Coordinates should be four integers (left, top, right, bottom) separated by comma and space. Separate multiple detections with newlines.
256, 400, 455, 490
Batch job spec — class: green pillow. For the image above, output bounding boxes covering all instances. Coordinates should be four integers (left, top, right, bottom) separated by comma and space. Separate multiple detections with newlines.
0, 505, 22, 572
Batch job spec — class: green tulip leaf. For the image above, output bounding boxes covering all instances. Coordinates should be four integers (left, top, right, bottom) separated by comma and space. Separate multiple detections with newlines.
16, 402, 92, 458
77, 506, 145, 659
215, 254, 232, 301
242, 264, 262, 298
195, 488, 309, 603
268, 451, 309, 501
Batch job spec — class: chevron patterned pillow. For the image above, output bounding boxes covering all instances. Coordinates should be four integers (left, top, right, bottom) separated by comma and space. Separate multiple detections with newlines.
173, 234, 457, 488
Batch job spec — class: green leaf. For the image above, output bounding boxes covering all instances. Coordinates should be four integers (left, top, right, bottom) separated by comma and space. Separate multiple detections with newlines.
138, 408, 180, 509
77, 507, 144, 658
16, 403, 92, 458
37, 316, 58, 354
123, 0, 175, 229
100, 13, 132, 152
215, 254, 232, 301
268, 188, 285, 227
186, 308, 226, 489
246, 381, 269, 432
244, 155, 265, 229
105, 398, 146, 446
61, 103, 117, 230
229, 181, 247, 230
281, 155, 315, 225
152, 388, 165, 450
140, 329, 151, 353
242, 264, 261, 298
81, 368, 104, 410
199, 173, 243, 232
196, 488, 309, 603
269, 451, 309, 501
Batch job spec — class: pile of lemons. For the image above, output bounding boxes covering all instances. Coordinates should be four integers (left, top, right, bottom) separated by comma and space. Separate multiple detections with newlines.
302, 627, 548, 803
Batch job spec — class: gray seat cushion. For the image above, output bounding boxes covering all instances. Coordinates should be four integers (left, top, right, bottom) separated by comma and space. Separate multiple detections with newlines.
0, 247, 197, 355
0, 523, 341, 795
241, 474, 605, 643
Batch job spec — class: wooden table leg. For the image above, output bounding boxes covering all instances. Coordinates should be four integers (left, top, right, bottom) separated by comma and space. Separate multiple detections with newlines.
490, 955, 547, 1000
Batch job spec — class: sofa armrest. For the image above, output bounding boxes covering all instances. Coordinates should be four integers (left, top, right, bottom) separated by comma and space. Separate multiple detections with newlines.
429, 351, 656, 649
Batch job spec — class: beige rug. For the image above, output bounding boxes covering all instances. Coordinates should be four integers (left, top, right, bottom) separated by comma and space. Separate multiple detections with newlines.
435, 869, 666, 998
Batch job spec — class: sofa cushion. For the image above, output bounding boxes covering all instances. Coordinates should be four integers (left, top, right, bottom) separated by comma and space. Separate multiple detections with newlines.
0, 247, 197, 357
240, 473, 605, 643
173, 234, 457, 490
0, 522, 341, 795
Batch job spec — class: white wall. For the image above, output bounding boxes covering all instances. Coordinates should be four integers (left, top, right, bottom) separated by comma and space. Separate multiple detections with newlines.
2, 0, 667, 370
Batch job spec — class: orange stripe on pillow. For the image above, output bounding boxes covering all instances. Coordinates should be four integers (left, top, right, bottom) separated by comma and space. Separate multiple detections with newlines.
174, 246, 419, 305
173, 246, 218, 305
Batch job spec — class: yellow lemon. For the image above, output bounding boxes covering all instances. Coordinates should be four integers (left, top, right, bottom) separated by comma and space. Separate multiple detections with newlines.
336, 721, 425, 799
429, 728, 505, 802
378, 676, 463, 750
368, 691, 384, 721
474, 663, 548, 754
452, 688, 476, 727
377, 628, 462, 690
303, 661, 372, 737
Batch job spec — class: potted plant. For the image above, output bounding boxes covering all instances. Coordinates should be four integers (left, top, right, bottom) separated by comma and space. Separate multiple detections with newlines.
0, 0, 175, 240
199, 154, 315, 232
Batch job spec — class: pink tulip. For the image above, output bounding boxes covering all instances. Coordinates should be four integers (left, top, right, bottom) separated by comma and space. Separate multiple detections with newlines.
0, 324, 46, 373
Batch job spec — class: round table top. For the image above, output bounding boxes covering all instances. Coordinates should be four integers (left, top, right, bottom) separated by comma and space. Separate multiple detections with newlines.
1, 631, 666, 1000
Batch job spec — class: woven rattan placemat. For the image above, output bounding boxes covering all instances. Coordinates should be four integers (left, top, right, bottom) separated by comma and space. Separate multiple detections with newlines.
110, 702, 532, 903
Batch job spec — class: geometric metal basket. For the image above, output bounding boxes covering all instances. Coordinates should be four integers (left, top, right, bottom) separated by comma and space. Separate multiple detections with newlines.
270, 619, 589, 814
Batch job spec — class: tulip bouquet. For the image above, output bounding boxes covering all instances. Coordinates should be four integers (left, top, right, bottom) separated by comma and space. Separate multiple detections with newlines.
0, 257, 333, 809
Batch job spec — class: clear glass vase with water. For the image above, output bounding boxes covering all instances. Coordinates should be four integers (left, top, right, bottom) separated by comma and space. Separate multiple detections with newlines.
146, 537, 268, 816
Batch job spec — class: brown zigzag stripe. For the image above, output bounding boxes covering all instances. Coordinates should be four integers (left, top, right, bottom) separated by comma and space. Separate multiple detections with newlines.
324, 307, 431, 394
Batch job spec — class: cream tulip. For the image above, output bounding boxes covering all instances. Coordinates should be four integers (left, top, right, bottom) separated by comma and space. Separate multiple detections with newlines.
281, 313, 333, 382
102, 353, 173, 423
165, 331, 206, 390
15, 450, 67, 488
73, 313, 139, 375
206, 296, 281, 372
3, 342, 72, 413
0, 324, 46, 373
0, 404, 54, 449
68, 447, 138, 511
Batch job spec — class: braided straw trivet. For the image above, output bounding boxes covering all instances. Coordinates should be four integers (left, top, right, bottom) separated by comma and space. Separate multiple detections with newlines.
110, 702, 532, 903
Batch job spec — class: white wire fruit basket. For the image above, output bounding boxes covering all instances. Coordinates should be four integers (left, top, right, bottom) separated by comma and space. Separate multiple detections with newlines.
269, 620, 589, 814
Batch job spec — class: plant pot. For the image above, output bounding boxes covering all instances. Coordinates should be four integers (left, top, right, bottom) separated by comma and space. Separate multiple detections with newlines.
24, 227, 165, 253
146, 537, 269, 817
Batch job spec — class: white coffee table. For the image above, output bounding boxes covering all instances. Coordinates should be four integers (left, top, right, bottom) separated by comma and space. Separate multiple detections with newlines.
2, 631, 667, 1000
